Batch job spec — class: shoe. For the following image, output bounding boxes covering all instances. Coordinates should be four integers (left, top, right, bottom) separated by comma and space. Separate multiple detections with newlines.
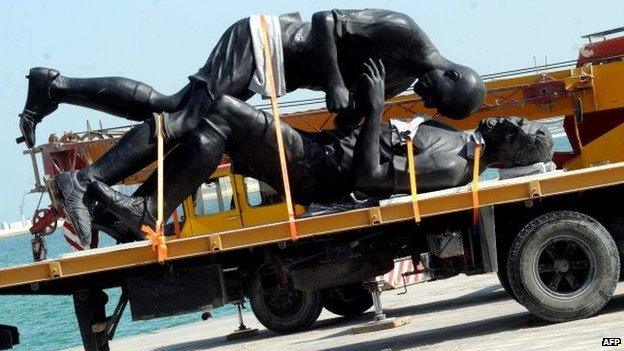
54, 171, 92, 246
92, 204, 144, 243
19, 67, 60, 148
92, 219, 143, 244
88, 181, 156, 236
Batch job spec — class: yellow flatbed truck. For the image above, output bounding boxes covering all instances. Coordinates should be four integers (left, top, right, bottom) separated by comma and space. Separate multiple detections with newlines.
2, 31, 624, 350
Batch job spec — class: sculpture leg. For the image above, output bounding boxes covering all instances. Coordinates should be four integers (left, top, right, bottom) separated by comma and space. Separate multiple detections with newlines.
89, 120, 227, 233
51, 76, 191, 120
18, 66, 191, 148
53, 120, 162, 244
88, 95, 323, 236
78, 85, 215, 185
53, 87, 212, 242
79, 119, 159, 185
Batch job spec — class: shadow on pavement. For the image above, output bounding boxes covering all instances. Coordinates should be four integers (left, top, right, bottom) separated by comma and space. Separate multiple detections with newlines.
385, 284, 510, 318
315, 311, 539, 351
151, 328, 276, 351
306, 283, 512, 340
314, 292, 624, 351
151, 286, 624, 351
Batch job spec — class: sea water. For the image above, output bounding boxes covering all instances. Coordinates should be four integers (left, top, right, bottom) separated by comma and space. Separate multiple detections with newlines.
0, 126, 571, 350
0, 232, 239, 351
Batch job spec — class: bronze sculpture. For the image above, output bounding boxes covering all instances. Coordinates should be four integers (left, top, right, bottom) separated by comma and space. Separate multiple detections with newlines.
90, 60, 552, 239
18, 9, 489, 243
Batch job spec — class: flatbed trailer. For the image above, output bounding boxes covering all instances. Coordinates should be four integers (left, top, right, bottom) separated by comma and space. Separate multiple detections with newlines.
2, 32, 624, 351
0, 162, 621, 291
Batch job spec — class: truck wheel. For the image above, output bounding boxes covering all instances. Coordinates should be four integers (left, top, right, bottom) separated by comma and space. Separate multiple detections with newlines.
0, 330, 13, 350
322, 283, 373, 317
497, 233, 517, 300
496, 263, 517, 301
249, 267, 322, 333
617, 239, 624, 281
507, 211, 620, 322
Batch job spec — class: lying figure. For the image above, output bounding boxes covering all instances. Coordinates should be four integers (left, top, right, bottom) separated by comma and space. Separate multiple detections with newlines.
85, 60, 553, 240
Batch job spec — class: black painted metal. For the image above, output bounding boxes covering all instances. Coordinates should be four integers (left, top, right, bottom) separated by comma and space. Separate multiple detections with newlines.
126, 264, 226, 320
72, 290, 109, 351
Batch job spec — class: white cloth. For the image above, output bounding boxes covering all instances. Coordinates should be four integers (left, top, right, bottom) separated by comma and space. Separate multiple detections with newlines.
390, 116, 427, 143
248, 15, 287, 98
498, 161, 557, 179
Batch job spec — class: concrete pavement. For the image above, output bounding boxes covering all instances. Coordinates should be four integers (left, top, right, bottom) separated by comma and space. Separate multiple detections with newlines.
70, 273, 624, 351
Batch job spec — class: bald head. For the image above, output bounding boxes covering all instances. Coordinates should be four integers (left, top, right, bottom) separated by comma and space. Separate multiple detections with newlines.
414, 64, 485, 120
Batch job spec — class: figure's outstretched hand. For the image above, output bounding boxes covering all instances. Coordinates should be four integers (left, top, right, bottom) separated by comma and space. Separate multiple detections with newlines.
361, 58, 386, 116
326, 84, 350, 112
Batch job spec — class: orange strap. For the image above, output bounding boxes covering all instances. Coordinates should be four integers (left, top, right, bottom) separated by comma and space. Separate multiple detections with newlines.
141, 113, 168, 263
172, 210, 181, 239
141, 225, 168, 263
405, 138, 421, 223
259, 15, 298, 240
471, 144, 482, 227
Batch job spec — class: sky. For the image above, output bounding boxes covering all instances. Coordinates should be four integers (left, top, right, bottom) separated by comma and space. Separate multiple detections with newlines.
0, 0, 621, 222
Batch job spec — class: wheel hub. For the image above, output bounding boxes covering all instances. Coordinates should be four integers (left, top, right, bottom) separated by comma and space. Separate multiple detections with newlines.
553, 259, 570, 273
263, 284, 304, 318
533, 235, 596, 298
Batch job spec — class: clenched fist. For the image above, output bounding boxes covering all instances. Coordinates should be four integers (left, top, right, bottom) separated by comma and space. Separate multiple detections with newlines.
326, 84, 350, 112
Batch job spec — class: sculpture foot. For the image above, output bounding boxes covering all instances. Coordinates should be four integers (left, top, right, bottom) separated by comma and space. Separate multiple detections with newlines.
54, 171, 92, 246
89, 181, 156, 237
92, 206, 144, 243
19, 67, 60, 148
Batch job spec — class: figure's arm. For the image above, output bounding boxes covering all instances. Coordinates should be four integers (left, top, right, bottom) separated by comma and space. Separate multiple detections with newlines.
311, 11, 350, 112
352, 59, 390, 190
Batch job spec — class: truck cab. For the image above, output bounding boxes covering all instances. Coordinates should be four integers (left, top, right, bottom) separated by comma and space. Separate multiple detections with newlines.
176, 165, 305, 237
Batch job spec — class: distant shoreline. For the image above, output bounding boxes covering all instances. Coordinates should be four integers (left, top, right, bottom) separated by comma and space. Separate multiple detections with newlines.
0, 228, 29, 239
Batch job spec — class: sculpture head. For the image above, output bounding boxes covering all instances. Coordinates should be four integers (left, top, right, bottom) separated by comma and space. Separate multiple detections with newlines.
414, 64, 485, 120
477, 117, 554, 167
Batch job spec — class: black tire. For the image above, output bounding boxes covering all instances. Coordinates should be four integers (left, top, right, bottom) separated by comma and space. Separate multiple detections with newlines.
249, 267, 322, 334
496, 263, 517, 301
617, 239, 624, 281
496, 224, 520, 301
507, 211, 620, 322
322, 283, 373, 317
0, 330, 13, 350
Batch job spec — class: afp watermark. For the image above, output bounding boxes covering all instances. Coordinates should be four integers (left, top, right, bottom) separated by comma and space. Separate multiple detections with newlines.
602, 338, 621, 347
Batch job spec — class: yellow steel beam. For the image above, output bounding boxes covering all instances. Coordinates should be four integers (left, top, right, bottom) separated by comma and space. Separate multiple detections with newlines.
284, 60, 624, 132
1, 161, 624, 290
565, 121, 624, 169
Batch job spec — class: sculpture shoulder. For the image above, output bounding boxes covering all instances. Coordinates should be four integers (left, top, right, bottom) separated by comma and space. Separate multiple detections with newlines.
330, 9, 435, 62
418, 149, 471, 188
428, 150, 467, 169
413, 123, 467, 153
331, 9, 418, 30
280, 14, 312, 52
279, 12, 303, 23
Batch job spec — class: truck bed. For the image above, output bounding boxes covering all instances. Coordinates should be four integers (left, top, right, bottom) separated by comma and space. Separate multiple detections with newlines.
1, 161, 622, 293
